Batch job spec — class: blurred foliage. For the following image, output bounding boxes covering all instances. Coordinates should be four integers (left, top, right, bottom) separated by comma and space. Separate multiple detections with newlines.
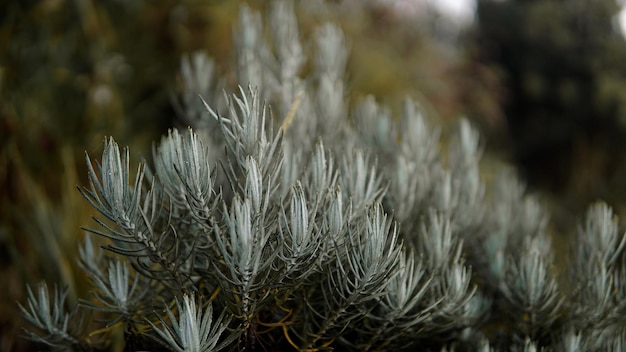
473, 0, 626, 216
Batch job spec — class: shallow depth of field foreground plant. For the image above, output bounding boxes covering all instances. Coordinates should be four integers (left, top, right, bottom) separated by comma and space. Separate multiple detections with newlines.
19, 1, 626, 351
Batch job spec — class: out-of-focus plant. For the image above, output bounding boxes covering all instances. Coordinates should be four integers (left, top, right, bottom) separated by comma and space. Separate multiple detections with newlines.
473, 0, 626, 206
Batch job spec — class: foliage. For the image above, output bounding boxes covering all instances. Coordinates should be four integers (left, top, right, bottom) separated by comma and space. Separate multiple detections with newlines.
474, 0, 626, 202
17, 1, 626, 351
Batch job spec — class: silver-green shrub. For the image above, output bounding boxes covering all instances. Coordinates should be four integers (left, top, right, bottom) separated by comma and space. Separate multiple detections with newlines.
20, 1, 626, 351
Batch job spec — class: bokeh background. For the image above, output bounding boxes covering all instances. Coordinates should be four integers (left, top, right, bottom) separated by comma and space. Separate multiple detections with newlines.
3, 0, 626, 350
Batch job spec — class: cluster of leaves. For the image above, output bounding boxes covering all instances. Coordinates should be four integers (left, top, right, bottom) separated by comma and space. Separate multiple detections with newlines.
1, 1, 216, 345
19, 1, 626, 351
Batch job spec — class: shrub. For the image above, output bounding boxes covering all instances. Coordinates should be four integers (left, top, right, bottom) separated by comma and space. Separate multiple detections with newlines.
20, 1, 626, 351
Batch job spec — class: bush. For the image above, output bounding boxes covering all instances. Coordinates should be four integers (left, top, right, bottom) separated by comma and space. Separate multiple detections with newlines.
19, 1, 626, 351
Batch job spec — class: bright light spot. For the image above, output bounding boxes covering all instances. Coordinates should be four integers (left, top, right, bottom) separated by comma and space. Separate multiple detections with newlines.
428, 0, 476, 26
620, 3, 626, 37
